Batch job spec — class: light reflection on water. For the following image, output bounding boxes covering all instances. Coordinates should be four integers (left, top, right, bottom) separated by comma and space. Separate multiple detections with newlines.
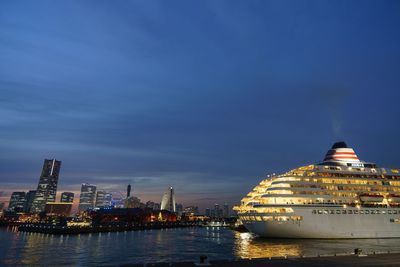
1, 227, 400, 266
235, 232, 301, 259
234, 231, 400, 259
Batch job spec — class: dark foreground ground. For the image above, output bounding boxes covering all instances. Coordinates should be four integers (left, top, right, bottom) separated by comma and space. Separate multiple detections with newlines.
119, 253, 400, 267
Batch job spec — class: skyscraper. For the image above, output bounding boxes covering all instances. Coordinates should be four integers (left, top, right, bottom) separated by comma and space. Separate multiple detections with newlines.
8, 192, 26, 212
223, 203, 229, 218
214, 204, 222, 218
24, 190, 36, 212
61, 192, 74, 203
160, 186, 176, 212
95, 190, 106, 208
176, 203, 183, 215
104, 193, 113, 208
30, 159, 61, 213
127, 184, 131, 198
78, 183, 97, 212
205, 208, 211, 217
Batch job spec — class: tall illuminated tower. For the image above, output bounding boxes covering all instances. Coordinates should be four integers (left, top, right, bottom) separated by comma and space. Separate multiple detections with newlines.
160, 186, 176, 212
30, 159, 61, 213
79, 183, 97, 212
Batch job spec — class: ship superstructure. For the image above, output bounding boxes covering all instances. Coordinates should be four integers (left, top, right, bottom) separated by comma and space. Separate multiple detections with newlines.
234, 142, 400, 238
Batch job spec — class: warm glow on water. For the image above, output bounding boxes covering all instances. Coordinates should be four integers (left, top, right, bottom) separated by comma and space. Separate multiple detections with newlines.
234, 232, 301, 259
1, 227, 400, 265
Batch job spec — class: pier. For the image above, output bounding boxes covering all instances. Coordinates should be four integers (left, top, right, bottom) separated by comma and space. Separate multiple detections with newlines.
18, 222, 200, 234
120, 252, 400, 267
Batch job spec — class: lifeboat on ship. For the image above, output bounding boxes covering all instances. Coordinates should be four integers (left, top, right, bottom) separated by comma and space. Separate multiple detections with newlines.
387, 194, 400, 204
359, 193, 384, 203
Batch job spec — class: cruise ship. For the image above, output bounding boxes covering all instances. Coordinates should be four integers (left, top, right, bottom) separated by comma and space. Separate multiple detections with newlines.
234, 142, 400, 238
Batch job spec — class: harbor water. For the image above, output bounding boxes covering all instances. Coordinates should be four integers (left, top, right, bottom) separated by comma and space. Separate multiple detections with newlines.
1, 226, 400, 266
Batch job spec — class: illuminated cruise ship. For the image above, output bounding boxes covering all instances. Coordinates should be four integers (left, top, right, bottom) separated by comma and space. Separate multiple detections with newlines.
234, 142, 400, 238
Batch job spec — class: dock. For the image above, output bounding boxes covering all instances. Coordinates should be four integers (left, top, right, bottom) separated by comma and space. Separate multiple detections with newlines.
119, 252, 400, 267
18, 222, 199, 234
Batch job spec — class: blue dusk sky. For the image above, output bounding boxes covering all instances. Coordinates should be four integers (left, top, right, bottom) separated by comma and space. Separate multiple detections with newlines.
1, 0, 400, 209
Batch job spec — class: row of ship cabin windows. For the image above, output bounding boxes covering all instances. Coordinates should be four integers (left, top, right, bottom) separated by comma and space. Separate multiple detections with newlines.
274, 177, 400, 186
282, 182, 394, 188
290, 171, 400, 180
312, 209, 399, 215
241, 216, 303, 222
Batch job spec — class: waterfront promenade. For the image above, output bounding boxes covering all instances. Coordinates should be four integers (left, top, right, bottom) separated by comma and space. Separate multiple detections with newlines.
17, 221, 199, 234
121, 253, 400, 267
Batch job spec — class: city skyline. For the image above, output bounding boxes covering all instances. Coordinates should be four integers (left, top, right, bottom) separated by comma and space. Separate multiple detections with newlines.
1, 1, 400, 210
0, 158, 233, 214
0, 159, 234, 215
0, 157, 239, 211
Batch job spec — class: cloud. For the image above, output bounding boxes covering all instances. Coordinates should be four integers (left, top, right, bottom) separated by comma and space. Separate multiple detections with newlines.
1, 1, 400, 211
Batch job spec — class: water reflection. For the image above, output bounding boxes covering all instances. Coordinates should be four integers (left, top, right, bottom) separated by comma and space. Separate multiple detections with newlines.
234, 232, 301, 259
233, 231, 400, 259
2, 227, 400, 266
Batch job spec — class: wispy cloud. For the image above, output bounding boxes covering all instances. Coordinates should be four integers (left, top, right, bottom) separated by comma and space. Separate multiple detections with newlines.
1, 1, 400, 210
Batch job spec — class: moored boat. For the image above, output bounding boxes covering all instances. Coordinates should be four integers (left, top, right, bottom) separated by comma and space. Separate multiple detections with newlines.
234, 142, 400, 238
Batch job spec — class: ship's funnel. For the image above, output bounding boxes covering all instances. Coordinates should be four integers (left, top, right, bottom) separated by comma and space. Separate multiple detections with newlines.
324, 142, 360, 163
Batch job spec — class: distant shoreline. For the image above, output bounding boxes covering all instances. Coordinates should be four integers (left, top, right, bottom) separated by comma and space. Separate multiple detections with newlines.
16, 221, 200, 234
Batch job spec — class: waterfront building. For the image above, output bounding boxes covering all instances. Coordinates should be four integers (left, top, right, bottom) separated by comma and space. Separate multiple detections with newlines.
161, 186, 176, 212
176, 203, 183, 215
23, 190, 36, 213
223, 203, 229, 218
125, 196, 141, 208
110, 192, 125, 208
214, 204, 223, 218
183, 206, 199, 215
30, 159, 62, 213
91, 208, 177, 224
95, 190, 107, 208
8, 192, 26, 212
60, 192, 74, 203
78, 183, 97, 212
104, 193, 113, 208
235, 142, 400, 238
145, 201, 161, 210
45, 202, 72, 216
205, 208, 211, 217
145, 201, 156, 209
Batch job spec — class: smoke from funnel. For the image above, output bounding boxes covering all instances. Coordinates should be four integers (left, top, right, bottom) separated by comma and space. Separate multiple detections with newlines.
317, 86, 347, 139
331, 112, 343, 138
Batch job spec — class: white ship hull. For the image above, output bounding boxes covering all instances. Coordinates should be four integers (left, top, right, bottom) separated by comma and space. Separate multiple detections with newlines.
242, 206, 400, 238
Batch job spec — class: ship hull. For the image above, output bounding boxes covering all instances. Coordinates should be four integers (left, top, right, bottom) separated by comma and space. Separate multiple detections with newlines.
242, 206, 400, 238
